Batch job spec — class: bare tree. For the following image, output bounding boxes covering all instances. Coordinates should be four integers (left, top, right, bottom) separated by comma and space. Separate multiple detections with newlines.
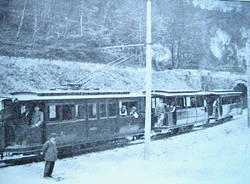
16, 0, 27, 38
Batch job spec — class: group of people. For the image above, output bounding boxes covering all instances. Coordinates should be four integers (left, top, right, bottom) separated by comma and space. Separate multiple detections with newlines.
155, 99, 176, 127
15, 105, 44, 145
120, 105, 139, 118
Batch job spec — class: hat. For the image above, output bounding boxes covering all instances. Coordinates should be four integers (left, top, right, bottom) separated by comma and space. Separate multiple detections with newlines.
49, 133, 57, 138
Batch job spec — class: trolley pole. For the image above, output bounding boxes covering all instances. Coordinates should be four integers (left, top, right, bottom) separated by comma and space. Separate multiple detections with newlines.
144, 0, 152, 159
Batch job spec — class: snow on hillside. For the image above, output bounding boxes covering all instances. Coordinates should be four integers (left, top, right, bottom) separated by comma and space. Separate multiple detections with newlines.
0, 112, 249, 184
0, 56, 244, 96
192, 0, 242, 12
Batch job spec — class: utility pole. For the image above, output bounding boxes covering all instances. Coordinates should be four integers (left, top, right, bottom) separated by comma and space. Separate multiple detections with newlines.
248, 60, 250, 127
144, 0, 152, 159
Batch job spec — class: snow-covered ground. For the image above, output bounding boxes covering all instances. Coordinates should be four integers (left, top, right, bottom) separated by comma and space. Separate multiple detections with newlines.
0, 112, 250, 184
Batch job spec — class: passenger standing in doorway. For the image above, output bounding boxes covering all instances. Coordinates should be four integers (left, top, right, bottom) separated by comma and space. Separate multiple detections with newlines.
30, 106, 44, 144
31, 106, 44, 127
155, 99, 166, 127
169, 102, 176, 125
42, 133, 57, 178
213, 99, 219, 118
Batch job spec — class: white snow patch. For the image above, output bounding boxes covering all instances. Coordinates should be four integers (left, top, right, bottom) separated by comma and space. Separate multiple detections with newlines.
210, 29, 231, 60
152, 43, 172, 63
192, 0, 242, 12
239, 28, 250, 63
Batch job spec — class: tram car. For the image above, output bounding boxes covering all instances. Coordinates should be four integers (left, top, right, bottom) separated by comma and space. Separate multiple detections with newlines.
0, 90, 145, 158
0, 89, 243, 159
151, 90, 243, 132
207, 91, 243, 120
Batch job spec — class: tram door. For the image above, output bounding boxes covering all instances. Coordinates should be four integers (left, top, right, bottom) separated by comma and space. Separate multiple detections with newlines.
0, 100, 5, 152
165, 98, 175, 126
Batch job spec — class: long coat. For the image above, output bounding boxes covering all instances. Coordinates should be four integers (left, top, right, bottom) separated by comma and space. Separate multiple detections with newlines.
42, 140, 57, 162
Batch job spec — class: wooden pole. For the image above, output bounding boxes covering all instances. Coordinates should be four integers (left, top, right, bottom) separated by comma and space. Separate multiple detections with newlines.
144, 0, 152, 159
247, 60, 250, 127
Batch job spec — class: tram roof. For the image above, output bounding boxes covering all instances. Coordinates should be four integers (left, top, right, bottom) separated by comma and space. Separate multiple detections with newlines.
151, 90, 242, 97
210, 91, 242, 96
151, 91, 212, 97
7, 90, 145, 102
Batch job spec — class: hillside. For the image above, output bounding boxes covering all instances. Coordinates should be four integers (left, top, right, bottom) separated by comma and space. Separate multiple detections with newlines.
0, 0, 249, 72
0, 56, 243, 96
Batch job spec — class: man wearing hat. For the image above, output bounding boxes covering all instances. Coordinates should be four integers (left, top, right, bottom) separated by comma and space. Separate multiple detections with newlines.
42, 133, 58, 177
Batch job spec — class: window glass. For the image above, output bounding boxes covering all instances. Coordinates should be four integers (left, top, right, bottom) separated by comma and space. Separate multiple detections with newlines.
196, 96, 204, 107
151, 98, 156, 108
235, 96, 240, 103
190, 97, 196, 107
222, 97, 231, 105
49, 105, 56, 118
99, 103, 107, 118
176, 98, 184, 108
88, 103, 97, 119
109, 102, 117, 117
49, 105, 60, 121
21, 105, 26, 114
76, 104, 86, 119
186, 97, 191, 107
62, 104, 74, 120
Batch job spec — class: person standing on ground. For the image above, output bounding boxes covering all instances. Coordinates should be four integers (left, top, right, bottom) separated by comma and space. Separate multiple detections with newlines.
42, 133, 57, 178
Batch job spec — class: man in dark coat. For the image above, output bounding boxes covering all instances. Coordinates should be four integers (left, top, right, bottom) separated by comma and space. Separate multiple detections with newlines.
42, 133, 57, 177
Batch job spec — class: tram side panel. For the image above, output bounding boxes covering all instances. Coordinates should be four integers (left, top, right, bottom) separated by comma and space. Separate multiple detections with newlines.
221, 96, 243, 118
196, 96, 208, 124
186, 96, 197, 124
113, 98, 145, 138
45, 102, 89, 147
175, 97, 188, 125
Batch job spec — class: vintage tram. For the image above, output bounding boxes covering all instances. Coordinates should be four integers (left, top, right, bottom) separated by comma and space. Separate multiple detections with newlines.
0, 89, 243, 159
151, 90, 242, 132
0, 90, 145, 158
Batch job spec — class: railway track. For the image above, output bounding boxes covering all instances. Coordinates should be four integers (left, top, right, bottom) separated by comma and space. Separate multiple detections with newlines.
0, 117, 234, 168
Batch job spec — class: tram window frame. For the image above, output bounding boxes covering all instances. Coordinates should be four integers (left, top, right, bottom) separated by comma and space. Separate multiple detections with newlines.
87, 103, 97, 120
119, 100, 138, 117
196, 96, 204, 107
187, 97, 196, 108
62, 104, 74, 121
75, 104, 86, 120
99, 102, 107, 119
151, 98, 156, 109
48, 105, 60, 121
108, 101, 117, 118
222, 97, 231, 105
176, 97, 185, 109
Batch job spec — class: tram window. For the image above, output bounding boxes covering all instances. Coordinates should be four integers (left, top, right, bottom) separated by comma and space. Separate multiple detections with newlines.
191, 97, 196, 107
108, 102, 117, 117
88, 103, 97, 119
151, 98, 156, 108
235, 97, 240, 103
119, 101, 137, 116
176, 98, 184, 108
222, 97, 231, 105
196, 96, 204, 107
187, 97, 196, 108
62, 104, 74, 120
76, 104, 86, 120
99, 103, 107, 118
21, 105, 26, 114
49, 105, 60, 121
